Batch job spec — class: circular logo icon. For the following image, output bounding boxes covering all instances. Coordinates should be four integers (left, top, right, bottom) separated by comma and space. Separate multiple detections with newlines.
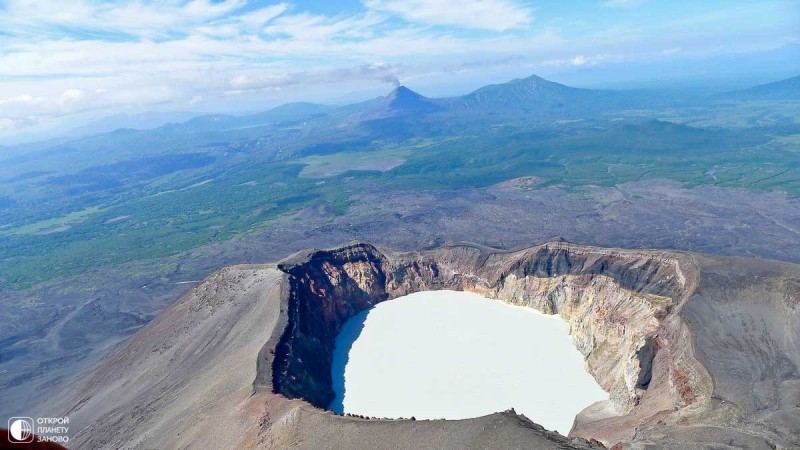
8, 417, 34, 443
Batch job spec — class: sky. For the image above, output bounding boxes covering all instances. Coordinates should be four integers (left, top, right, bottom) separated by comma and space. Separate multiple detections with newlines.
0, 0, 798, 141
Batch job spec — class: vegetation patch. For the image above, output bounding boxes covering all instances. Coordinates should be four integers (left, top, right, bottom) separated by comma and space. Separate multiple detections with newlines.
298, 150, 408, 178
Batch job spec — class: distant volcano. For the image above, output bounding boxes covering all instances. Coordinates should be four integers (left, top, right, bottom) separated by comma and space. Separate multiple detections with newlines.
450, 74, 613, 112
366, 86, 442, 117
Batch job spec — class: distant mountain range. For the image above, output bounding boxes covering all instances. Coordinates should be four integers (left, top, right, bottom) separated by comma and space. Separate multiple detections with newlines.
163, 102, 335, 133
355, 75, 638, 117
725, 74, 800, 100
164, 73, 800, 129
65, 111, 205, 139
8, 73, 798, 150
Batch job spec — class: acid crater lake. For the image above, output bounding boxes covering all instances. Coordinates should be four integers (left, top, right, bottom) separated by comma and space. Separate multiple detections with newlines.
330, 290, 609, 435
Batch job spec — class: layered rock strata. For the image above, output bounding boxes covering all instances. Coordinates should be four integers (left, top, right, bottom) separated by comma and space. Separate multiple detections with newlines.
262, 242, 705, 444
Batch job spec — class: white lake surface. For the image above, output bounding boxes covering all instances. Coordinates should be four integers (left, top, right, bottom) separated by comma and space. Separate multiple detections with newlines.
330, 290, 609, 435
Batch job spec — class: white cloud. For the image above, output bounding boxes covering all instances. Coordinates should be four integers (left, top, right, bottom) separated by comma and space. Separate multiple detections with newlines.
236, 3, 289, 27
228, 63, 402, 92
543, 53, 622, 67
61, 89, 86, 102
571, 55, 588, 66
0, 90, 90, 131
0, 117, 37, 132
263, 11, 386, 41
0, 118, 17, 131
364, 0, 532, 31
0, 89, 87, 111
0, 0, 250, 39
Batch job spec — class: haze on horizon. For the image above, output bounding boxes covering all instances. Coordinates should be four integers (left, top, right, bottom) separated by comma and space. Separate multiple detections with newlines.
0, 0, 798, 144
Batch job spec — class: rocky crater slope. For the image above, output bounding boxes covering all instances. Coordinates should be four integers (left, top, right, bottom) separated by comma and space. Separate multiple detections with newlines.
51, 242, 800, 449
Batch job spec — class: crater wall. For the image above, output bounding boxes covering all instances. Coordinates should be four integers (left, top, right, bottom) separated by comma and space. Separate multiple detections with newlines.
259, 241, 707, 442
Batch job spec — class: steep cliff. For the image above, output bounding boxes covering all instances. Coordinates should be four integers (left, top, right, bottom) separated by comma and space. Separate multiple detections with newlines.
53, 241, 800, 449
261, 242, 707, 445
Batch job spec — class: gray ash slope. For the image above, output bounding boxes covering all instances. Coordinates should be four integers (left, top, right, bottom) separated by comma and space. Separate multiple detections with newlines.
50, 241, 800, 449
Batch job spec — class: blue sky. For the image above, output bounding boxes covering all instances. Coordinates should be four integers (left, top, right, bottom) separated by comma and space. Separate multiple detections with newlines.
0, 0, 798, 139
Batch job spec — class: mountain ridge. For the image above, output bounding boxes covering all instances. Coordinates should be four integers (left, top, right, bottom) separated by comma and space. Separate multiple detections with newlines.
163, 101, 335, 133
8, 72, 799, 152
724, 74, 800, 100
449, 74, 600, 111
